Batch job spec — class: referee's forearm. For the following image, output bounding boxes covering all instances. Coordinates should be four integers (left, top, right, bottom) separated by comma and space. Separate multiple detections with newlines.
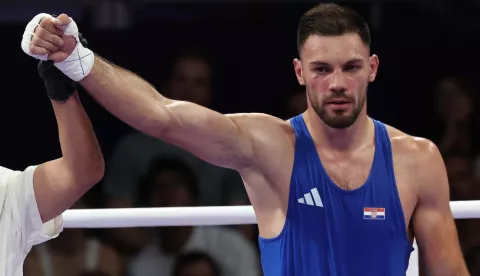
51, 92, 104, 185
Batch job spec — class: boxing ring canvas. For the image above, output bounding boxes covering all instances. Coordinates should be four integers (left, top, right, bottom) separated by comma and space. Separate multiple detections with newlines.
62, 200, 480, 275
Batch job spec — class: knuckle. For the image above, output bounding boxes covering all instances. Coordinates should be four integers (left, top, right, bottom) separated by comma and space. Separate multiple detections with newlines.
30, 36, 40, 45
39, 17, 51, 28
56, 28, 65, 36
53, 36, 63, 46
29, 45, 39, 54
35, 26, 46, 37
49, 44, 58, 51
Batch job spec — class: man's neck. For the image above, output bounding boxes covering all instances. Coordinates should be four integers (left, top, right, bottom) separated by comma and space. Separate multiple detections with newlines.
304, 109, 373, 153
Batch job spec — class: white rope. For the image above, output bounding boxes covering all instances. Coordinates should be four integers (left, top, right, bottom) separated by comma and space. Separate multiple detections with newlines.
62, 200, 480, 228
63, 206, 256, 228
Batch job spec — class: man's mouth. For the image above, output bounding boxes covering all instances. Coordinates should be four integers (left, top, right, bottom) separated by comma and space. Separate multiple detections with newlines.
326, 99, 351, 109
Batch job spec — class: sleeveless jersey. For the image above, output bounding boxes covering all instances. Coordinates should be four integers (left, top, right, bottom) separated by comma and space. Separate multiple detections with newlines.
258, 114, 413, 276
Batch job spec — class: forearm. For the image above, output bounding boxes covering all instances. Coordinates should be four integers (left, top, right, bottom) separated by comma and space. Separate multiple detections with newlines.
52, 92, 103, 182
426, 264, 470, 276
79, 55, 172, 135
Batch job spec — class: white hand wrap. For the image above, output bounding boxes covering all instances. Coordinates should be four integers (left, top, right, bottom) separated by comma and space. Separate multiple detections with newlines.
21, 13, 95, 82
53, 18, 95, 81
21, 13, 53, 61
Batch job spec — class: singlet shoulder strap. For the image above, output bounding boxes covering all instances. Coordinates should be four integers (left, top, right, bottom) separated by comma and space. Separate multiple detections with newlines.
371, 119, 394, 171
289, 114, 315, 147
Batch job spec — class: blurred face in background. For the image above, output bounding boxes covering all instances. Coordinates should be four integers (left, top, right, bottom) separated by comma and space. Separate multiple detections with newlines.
177, 259, 216, 276
434, 78, 473, 123
147, 167, 197, 252
148, 169, 194, 208
294, 33, 378, 129
444, 155, 474, 199
166, 57, 213, 107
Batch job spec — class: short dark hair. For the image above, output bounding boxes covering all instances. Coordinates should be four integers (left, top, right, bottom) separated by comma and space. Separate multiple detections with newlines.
138, 157, 199, 206
297, 3, 371, 54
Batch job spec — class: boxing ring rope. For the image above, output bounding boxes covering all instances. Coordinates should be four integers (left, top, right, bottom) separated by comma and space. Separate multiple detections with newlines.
62, 200, 480, 228
60, 200, 480, 276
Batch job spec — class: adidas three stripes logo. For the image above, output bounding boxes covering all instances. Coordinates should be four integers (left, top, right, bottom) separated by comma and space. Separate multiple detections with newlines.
298, 188, 323, 207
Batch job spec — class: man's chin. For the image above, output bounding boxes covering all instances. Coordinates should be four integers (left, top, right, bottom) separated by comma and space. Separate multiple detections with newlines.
319, 113, 358, 129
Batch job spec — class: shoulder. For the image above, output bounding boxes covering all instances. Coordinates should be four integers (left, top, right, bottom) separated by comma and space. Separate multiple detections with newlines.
228, 113, 295, 166
0, 166, 37, 191
0, 166, 17, 182
387, 125, 441, 165
228, 113, 293, 135
386, 125, 445, 184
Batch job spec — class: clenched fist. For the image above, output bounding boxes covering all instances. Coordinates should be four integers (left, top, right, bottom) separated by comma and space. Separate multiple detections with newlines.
22, 13, 95, 81
22, 14, 76, 62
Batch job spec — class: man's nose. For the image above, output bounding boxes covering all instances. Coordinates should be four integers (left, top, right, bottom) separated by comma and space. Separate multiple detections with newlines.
328, 70, 348, 93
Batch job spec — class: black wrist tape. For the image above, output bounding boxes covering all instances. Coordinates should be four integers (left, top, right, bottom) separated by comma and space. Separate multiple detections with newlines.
37, 32, 89, 101
38, 60, 77, 101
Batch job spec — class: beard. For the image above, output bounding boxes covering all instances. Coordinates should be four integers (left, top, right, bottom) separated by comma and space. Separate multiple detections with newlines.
308, 90, 366, 129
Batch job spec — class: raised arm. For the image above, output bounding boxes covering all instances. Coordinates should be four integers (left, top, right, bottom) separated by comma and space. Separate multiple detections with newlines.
33, 61, 104, 223
80, 56, 254, 169
22, 13, 279, 171
411, 139, 469, 275
33, 93, 104, 223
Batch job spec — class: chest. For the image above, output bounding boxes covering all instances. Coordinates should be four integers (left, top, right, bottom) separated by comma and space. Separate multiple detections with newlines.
321, 161, 371, 192
315, 146, 416, 230
318, 145, 375, 191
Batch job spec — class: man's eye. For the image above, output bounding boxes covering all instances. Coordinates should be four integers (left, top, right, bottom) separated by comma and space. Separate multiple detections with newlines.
345, 65, 360, 72
315, 67, 329, 73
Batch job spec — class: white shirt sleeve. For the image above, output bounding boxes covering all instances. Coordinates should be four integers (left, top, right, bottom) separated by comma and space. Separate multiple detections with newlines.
5, 165, 63, 252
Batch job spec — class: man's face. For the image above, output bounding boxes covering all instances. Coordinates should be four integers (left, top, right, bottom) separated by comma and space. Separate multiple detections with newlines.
167, 58, 212, 107
294, 33, 379, 128
148, 170, 193, 208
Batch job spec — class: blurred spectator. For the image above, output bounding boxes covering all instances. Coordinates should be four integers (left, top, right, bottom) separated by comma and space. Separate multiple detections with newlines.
443, 151, 480, 254
162, 49, 213, 107
228, 198, 258, 247
431, 76, 478, 155
101, 48, 246, 255
23, 199, 123, 276
172, 251, 221, 276
443, 151, 479, 200
128, 157, 260, 276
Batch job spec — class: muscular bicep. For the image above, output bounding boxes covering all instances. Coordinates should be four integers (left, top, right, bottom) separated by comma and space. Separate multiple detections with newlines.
412, 140, 468, 275
149, 100, 255, 169
413, 201, 464, 275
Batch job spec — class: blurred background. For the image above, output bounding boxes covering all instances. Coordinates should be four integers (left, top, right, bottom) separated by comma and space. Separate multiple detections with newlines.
1, 0, 480, 275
